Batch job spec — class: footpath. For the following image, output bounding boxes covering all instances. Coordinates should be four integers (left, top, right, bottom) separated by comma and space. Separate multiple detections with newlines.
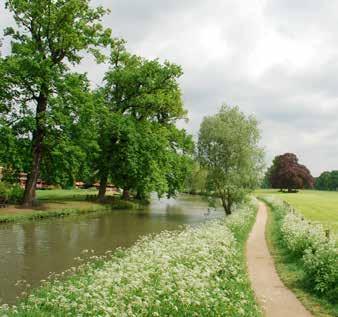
246, 202, 313, 317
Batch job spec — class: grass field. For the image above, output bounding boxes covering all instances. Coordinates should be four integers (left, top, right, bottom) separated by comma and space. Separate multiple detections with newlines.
255, 189, 338, 232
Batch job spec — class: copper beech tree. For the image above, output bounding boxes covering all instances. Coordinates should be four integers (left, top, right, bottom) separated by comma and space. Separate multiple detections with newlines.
268, 153, 314, 192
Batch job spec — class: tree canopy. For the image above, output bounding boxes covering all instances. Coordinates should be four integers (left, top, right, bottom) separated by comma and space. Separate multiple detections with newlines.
95, 40, 192, 201
315, 170, 338, 191
198, 105, 264, 214
268, 153, 314, 192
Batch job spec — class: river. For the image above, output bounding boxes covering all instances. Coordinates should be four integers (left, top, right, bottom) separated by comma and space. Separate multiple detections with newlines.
0, 194, 224, 304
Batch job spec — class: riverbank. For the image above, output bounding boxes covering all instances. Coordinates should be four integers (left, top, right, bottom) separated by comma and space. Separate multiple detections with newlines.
1, 201, 261, 316
0, 189, 144, 223
260, 196, 338, 317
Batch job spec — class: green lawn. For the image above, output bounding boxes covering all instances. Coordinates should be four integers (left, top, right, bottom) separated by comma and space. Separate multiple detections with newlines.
256, 189, 338, 232
36, 188, 100, 201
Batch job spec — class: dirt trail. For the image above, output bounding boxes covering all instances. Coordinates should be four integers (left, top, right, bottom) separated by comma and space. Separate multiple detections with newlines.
246, 202, 313, 317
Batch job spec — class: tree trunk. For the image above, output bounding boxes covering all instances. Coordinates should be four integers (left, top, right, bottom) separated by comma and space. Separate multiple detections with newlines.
98, 174, 108, 202
224, 205, 232, 215
122, 188, 130, 200
22, 93, 47, 207
221, 197, 232, 215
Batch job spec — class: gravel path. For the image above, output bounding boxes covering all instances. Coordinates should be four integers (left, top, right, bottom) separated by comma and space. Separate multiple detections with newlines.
246, 202, 313, 317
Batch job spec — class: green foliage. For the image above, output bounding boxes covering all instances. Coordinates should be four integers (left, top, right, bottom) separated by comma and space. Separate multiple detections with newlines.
303, 241, 338, 300
0, 181, 9, 200
105, 115, 193, 199
184, 162, 208, 194
0, 181, 23, 203
40, 74, 100, 187
260, 169, 271, 188
198, 105, 264, 214
8, 184, 24, 203
97, 41, 193, 199
315, 170, 338, 191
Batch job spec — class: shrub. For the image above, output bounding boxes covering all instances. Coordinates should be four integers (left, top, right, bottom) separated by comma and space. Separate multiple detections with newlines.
303, 240, 338, 301
262, 196, 338, 301
8, 185, 24, 204
0, 181, 9, 199
281, 213, 326, 255
0, 182, 24, 204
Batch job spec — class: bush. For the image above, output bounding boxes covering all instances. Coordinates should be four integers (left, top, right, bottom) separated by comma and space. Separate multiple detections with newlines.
303, 240, 338, 302
0, 182, 24, 204
0, 181, 10, 201
281, 213, 326, 255
263, 196, 338, 301
8, 184, 24, 204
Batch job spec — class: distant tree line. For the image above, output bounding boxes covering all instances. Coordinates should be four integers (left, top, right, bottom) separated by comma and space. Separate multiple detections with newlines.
315, 171, 338, 191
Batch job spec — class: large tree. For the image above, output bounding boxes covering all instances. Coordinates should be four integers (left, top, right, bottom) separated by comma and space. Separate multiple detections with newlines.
1, 0, 111, 206
269, 153, 314, 192
198, 105, 264, 214
96, 40, 190, 201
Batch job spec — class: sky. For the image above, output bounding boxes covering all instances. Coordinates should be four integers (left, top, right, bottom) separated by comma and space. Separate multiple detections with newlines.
1, 0, 338, 176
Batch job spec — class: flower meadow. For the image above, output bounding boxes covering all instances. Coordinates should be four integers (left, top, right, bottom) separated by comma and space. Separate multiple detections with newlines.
1, 202, 261, 317
262, 196, 338, 303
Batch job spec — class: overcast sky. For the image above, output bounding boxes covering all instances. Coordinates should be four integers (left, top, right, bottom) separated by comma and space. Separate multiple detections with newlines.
1, 0, 338, 176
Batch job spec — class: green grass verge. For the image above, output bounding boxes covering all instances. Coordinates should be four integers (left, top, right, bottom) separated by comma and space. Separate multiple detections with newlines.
36, 189, 101, 201
0, 199, 141, 224
0, 204, 110, 223
255, 189, 338, 232
1, 202, 262, 317
261, 197, 338, 317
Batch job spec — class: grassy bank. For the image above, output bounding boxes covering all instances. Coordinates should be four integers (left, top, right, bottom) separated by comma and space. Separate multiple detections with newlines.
260, 196, 338, 317
1, 201, 261, 317
0, 203, 111, 223
256, 189, 338, 232
0, 189, 142, 224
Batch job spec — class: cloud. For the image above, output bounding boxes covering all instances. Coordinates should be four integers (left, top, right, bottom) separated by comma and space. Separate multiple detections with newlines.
1, 0, 338, 176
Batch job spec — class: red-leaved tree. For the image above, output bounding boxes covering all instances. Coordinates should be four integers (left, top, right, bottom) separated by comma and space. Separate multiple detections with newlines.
269, 153, 314, 192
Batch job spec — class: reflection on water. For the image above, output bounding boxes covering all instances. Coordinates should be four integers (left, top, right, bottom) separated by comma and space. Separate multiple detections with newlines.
0, 194, 223, 304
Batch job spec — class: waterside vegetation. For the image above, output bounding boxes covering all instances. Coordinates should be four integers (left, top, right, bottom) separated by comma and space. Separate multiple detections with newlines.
260, 196, 338, 317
